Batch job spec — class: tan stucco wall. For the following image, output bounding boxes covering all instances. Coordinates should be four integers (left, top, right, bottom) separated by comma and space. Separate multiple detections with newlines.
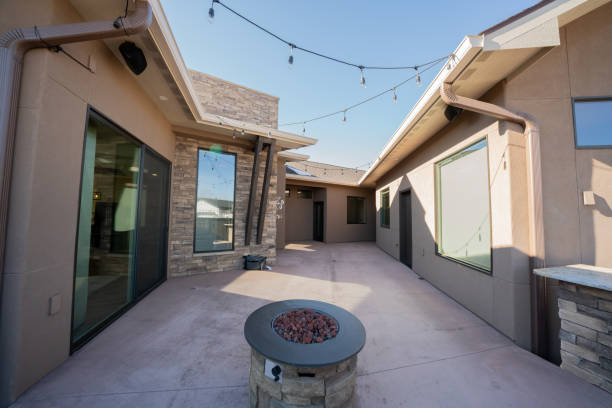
0, 1, 176, 404
375, 3, 612, 362
375, 101, 532, 350
285, 180, 375, 244
502, 3, 612, 360
276, 159, 287, 249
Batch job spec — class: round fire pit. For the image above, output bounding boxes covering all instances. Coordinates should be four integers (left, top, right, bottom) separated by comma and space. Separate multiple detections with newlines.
244, 299, 365, 408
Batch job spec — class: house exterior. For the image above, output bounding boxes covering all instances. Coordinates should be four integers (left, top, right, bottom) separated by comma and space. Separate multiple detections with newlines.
0, 0, 315, 405
359, 0, 612, 364
276, 159, 376, 246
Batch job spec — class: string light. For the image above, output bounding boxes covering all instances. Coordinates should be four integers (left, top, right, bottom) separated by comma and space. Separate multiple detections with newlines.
415, 68, 421, 87
288, 44, 294, 67
280, 56, 449, 128
342, 110, 346, 122
241, 129, 245, 137
208, 0, 216, 23
212, 0, 449, 74
302, 122, 306, 135
359, 67, 366, 88
392, 87, 397, 104
232, 128, 236, 139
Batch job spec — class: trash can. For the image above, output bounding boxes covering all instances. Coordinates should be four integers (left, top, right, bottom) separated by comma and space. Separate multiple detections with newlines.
245, 255, 266, 270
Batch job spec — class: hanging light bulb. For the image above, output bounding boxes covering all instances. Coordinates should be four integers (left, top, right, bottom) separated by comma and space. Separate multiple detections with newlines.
232, 129, 236, 139
342, 110, 346, 122
415, 68, 421, 87
208, 0, 215, 23
392, 87, 397, 104
302, 122, 306, 134
359, 67, 366, 88
288, 44, 294, 68
241, 129, 245, 137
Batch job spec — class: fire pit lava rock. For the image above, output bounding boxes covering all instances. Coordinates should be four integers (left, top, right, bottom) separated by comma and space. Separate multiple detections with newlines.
244, 300, 366, 408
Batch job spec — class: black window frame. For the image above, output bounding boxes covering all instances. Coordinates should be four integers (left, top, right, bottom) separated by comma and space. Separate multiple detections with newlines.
380, 188, 390, 229
193, 147, 238, 254
572, 96, 612, 149
347, 196, 367, 224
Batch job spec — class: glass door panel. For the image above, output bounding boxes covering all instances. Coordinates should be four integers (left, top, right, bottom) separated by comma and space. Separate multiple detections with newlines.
135, 149, 170, 298
72, 113, 141, 345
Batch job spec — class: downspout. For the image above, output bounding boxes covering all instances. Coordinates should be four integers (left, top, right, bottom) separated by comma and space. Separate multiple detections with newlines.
0, 2, 152, 301
440, 82, 548, 358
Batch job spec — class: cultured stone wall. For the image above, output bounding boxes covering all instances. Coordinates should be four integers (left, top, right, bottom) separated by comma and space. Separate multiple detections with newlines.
249, 349, 357, 408
558, 281, 612, 392
168, 133, 278, 276
189, 69, 279, 128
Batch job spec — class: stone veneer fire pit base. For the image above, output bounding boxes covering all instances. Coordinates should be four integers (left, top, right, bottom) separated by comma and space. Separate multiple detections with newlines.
245, 300, 365, 408
249, 349, 357, 408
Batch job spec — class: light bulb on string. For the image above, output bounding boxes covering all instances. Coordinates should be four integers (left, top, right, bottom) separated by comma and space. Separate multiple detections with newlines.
241, 129, 245, 137
359, 67, 366, 88
208, 0, 215, 23
415, 68, 421, 87
288, 44, 294, 68
302, 122, 306, 135
342, 110, 346, 122
392, 88, 397, 104
232, 129, 236, 139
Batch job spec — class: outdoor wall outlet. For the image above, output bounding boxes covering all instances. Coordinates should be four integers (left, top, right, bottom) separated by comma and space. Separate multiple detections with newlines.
49, 294, 61, 316
265, 359, 282, 383
583, 191, 595, 206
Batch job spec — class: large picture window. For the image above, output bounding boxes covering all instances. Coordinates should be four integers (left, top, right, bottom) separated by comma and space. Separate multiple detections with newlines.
195, 148, 236, 252
573, 97, 612, 148
380, 189, 390, 228
347, 196, 366, 224
435, 139, 491, 272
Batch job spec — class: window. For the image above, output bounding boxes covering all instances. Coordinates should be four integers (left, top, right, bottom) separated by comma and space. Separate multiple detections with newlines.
380, 189, 390, 228
347, 196, 366, 224
435, 139, 491, 272
195, 149, 236, 252
573, 98, 612, 147
297, 189, 312, 199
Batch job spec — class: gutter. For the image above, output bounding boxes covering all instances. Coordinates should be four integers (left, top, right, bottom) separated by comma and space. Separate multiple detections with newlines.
440, 82, 548, 357
0, 2, 152, 307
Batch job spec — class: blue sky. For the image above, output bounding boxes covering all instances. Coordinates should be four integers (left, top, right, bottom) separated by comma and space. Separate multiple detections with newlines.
161, 0, 537, 168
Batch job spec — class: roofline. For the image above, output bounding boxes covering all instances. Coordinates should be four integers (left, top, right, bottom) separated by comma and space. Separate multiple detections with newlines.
147, 0, 314, 148
278, 151, 310, 161
286, 174, 363, 188
479, 0, 556, 35
358, 35, 482, 186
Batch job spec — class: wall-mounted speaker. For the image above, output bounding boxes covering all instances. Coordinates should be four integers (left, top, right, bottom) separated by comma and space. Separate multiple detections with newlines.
119, 41, 147, 75
444, 105, 463, 122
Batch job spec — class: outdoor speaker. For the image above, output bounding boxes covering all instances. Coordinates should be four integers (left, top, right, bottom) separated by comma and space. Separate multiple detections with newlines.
119, 41, 147, 75
444, 105, 463, 122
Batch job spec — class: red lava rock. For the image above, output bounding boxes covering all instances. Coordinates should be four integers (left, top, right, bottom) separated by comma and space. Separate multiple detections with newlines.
273, 309, 338, 344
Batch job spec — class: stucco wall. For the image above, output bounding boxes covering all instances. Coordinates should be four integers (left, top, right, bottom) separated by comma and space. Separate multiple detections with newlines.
276, 160, 286, 249
169, 133, 277, 275
0, 1, 176, 404
375, 103, 532, 350
502, 3, 612, 360
285, 180, 375, 244
189, 69, 279, 129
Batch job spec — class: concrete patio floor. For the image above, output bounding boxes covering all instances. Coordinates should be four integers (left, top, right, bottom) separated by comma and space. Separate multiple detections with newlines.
12, 242, 612, 407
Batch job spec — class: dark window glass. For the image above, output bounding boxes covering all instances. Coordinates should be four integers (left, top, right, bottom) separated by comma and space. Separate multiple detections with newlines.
380, 189, 390, 228
347, 196, 366, 224
573, 98, 612, 147
297, 189, 313, 199
435, 139, 491, 272
195, 149, 236, 252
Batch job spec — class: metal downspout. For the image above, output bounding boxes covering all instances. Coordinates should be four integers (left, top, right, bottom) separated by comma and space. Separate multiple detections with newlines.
0, 1, 152, 304
440, 82, 548, 357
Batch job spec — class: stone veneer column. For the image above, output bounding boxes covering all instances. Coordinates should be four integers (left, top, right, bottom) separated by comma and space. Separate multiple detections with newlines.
249, 349, 357, 408
168, 133, 278, 276
557, 281, 612, 392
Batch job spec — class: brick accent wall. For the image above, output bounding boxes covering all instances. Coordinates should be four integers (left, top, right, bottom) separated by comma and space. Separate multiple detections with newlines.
189, 69, 279, 129
557, 281, 612, 393
168, 133, 278, 276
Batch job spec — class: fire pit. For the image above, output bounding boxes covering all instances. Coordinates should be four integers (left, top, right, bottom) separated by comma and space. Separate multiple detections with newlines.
244, 299, 366, 408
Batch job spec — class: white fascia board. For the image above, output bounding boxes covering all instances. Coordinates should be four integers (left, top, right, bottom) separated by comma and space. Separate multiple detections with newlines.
148, 0, 316, 148
358, 35, 483, 185
482, 0, 599, 51
286, 174, 360, 188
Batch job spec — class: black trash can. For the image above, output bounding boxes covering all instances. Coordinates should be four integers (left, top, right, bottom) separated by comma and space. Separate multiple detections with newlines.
244, 255, 266, 270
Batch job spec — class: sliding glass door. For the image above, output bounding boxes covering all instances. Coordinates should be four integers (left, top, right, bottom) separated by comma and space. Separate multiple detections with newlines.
72, 109, 170, 349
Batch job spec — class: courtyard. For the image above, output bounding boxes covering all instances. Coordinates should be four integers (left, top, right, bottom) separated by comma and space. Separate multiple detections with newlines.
11, 242, 611, 407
